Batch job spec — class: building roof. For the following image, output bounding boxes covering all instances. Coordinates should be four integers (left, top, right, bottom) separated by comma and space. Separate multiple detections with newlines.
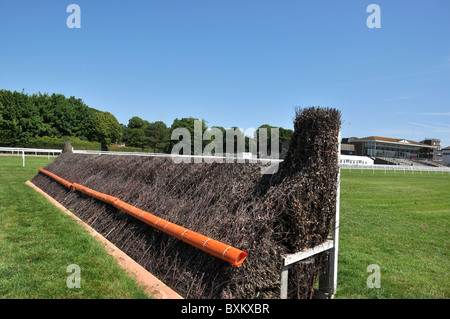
350, 136, 435, 148
442, 146, 450, 151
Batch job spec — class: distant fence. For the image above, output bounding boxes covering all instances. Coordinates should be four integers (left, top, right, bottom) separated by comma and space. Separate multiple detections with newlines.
340, 163, 450, 174
73, 150, 449, 172
72, 149, 284, 163
2, 147, 449, 174
0, 147, 62, 167
0, 147, 62, 155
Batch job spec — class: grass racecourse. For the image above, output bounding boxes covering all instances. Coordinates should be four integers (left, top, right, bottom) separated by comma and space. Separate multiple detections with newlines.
0, 156, 149, 298
0, 155, 449, 299
337, 168, 449, 299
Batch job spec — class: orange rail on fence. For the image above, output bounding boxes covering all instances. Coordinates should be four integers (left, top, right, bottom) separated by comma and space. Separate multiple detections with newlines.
38, 168, 73, 190
37, 168, 248, 267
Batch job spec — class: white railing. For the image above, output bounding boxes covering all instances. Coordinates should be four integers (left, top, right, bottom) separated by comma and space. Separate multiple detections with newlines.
0, 147, 62, 167
73, 149, 284, 163
0, 147, 62, 155
1, 147, 284, 166
340, 163, 450, 174
3, 146, 448, 173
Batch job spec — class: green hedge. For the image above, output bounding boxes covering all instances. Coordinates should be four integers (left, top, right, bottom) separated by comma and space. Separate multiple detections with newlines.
21, 136, 101, 150
17, 136, 163, 153
108, 145, 155, 153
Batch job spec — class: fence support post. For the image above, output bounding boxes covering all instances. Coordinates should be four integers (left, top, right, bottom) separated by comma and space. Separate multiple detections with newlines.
22, 151, 25, 167
319, 130, 341, 298
280, 264, 291, 299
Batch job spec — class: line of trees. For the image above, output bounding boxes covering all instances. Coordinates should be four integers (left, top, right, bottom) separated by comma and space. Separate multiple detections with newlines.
0, 90, 122, 150
0, 90, 293, 154
121, 116, 293, 155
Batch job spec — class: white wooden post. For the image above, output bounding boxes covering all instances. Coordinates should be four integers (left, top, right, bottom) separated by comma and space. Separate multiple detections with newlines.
319, 130, 341, 298
22, 150, 25, 167
330, 133, 341, 296
280, 265, 290, 299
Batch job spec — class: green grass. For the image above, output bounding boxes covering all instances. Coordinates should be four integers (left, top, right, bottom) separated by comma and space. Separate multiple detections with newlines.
0, 156, 150, 299
336, 169, 450, 299
1, 156, 449, 299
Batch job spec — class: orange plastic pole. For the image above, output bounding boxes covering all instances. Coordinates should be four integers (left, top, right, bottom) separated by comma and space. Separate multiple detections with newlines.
112, 200, 247, 266
38, 168, 73, 189
72, 183, 119, 205
37, 168, 248, 267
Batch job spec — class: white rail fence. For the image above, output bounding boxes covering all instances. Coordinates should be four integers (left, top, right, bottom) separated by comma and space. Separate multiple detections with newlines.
341, 163, 450, 175
0, 147, 62, 167
3, 147, 449, 173
1, 147, 284, 168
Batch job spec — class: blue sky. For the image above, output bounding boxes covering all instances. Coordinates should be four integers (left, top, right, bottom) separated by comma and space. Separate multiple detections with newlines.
1, 0, 449, 147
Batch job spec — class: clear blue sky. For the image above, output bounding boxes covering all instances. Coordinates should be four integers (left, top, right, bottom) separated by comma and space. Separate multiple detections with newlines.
1, 0, 449, 147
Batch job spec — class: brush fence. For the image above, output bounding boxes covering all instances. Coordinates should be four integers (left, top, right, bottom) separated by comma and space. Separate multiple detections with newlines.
37, 153, 341, 298
33, 154, 341, 298
30, 107, 342, 299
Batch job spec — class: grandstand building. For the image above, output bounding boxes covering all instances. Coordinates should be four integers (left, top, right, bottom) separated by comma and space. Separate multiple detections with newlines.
345, 136, 440, 161
419, 139, 442, 161
443, 146, 450, 165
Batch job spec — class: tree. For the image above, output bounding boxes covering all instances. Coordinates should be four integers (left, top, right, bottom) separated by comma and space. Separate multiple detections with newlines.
126, 128, 146, 148
170, 117, 207, 155
119, 124, 130, 144
144, 121, 170, 152
279, 127, 294, 152
127, 116, 146, 130
255, 124, 293, 156
30, 92, 96, 139
207, 126, 226, 155
0, 90, 46, 146
90, 111, 122, 150
225, 127, 246, 155
67, 95, 96, 139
